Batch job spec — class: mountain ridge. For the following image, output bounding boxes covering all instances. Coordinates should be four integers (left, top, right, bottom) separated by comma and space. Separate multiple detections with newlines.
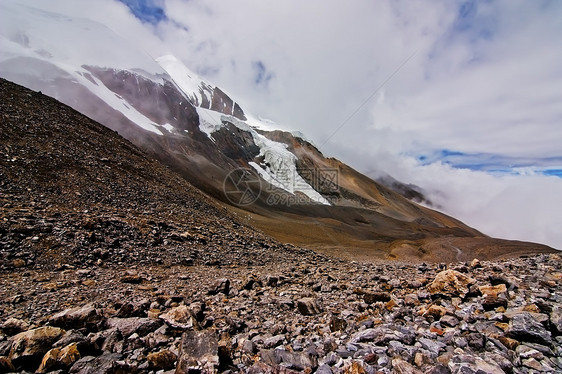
0, 1, 558, 260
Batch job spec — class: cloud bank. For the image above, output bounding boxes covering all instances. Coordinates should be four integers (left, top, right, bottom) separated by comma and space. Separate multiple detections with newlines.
5, 0, 562, 249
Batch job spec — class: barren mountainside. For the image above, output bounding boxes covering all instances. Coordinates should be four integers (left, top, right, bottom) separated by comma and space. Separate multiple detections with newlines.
0, 78, 312, 271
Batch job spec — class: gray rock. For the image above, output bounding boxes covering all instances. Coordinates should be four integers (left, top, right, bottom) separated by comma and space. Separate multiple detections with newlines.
448, 354, 506, 374
351, 326, 415, 345
260, 348, 318, 371
507, 312, 552, 345
440, 315, 459, 327
418, 337, 446, 355
242, 339, 256, 354
263, 335, 285, 349
105, 317, 160, 337
69, 353, 134, 374
316, 363, 333, 374
49, 304, 103, 330
516, 345, 544, 360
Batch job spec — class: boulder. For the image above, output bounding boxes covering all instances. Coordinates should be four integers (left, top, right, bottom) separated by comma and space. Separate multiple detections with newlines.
175, 330, 219, 373
1, 318, 30, 335
296, 298, 321, 315
506, 312, 552, 345
427, 270, 476, 298
49, 304, 103, 330
159, 305, 198, 330
9, 326, 65, 369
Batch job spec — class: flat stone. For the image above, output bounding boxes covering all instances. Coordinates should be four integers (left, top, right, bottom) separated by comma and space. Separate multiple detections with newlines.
506, 312, 552, 345
418, 337, 446, 355
481, 295, 508, 311
260, 349, 318, 371
9, 326, 65, 369
105, 317, 160, 337
479, 284, 507, 297
448, 354, 505, 374
522, 358, 545, 371
49, 304, 103, 330
69, 352, 134, 374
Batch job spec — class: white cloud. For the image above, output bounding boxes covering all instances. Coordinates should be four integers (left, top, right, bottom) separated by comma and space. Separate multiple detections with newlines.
362, 154, 562, 249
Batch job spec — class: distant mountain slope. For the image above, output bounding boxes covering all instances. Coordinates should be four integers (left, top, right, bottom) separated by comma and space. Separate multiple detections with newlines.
0, 78, 318, 271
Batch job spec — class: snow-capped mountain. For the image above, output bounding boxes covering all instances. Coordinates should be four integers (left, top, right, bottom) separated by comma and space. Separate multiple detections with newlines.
1, 1, 554, 260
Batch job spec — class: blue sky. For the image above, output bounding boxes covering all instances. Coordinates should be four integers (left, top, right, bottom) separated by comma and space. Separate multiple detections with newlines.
118, 0, 166, 24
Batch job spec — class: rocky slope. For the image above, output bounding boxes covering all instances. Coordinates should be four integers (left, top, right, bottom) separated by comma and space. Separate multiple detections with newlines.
2, 249, 561, 373
0, 78, 302, 272
1, 77, 562, 374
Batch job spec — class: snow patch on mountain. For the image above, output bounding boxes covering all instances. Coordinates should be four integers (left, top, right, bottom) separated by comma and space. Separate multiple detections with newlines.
229, 118, 331, 205
157, 55, 212, 108
195, 108, 330, 204
197, 107, 224, 142
73, 70, 163, 135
